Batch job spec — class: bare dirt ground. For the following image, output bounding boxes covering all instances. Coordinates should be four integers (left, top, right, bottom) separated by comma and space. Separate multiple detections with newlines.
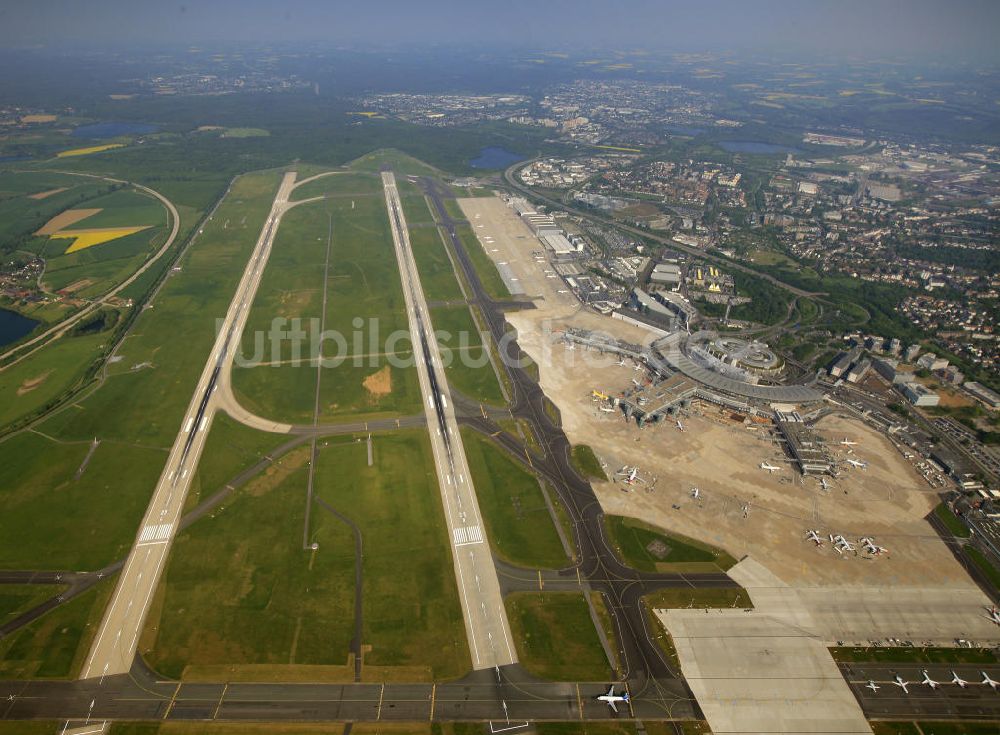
16, 370, 52, 396
363, 364, 392, 398
34, 207, 101, 235
28, 187, 68, 200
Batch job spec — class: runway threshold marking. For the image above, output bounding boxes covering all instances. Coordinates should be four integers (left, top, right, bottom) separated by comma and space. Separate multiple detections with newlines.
537, 570, 543, 590
376, 682, 385, 720
575, 683, 584, 719
429, 683, 436, 720
453, 525, 484, 546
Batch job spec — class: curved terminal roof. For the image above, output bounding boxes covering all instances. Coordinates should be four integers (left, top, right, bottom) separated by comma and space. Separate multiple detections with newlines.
655, 336, 824, 404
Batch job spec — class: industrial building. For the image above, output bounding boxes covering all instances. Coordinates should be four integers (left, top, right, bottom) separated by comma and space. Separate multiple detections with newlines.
648, 262, 682, 291
964, 381, 1000, 409
900, 382, 940, 407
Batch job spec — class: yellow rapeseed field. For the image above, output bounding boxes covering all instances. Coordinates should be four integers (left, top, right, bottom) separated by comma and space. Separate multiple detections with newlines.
56, 143, 125, 158
50, 226, 150, 254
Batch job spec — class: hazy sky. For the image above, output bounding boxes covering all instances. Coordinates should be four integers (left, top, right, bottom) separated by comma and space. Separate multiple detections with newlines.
1, 0, 998, 62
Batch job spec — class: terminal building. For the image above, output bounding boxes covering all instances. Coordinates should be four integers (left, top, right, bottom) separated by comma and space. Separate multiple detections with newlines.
775, 413, 833, 475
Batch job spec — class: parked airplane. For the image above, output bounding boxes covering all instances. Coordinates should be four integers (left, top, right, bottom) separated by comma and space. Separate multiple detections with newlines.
865, 681, 880, 693
676, 420, 685, 431
617, 357, 626, 367
690, 487, 700, 499
986, 606, 1000, 625
846, 458, 868, 469
819, 477, 831, 491
831, 535, 856, 554
633, 362, 643, 372
841, 438, 859, 446
565, 342, 575, 351
892, 674, 910, 694
597, 685, 629, 713
805, 530, 823, 546
921, 670, 940, 689
861, 538, 889, 556
981, 671, 999, 690
616, 466, 642, 485
760, 461, 781, 473
950, 671, 968, 688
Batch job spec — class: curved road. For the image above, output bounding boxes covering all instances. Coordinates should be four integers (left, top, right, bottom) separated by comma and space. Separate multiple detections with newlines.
1, 171, 181, 369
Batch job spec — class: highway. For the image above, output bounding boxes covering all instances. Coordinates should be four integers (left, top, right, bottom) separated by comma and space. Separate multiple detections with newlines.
381, 171, 516, 670
79, 171, 298, 682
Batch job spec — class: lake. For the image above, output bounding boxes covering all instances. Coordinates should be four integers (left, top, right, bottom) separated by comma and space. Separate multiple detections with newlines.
718, 141, 804, 155
72, 122, 159, 139
470, 147, 524, 170
0, 308, 39, 347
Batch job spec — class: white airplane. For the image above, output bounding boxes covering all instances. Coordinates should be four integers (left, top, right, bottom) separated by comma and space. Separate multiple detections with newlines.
832, 535, 856, 554
617, 357, 626, 367
676, 420, 685, 431
921, 670, 940, 689
690, 487, 700, 499
981, 671, 999, 690
565, 342, 576, 351
950, 671, 968, 688
986, 606, 1000, 625
597, 685, 629, 713
819, 477, 831, 491
616, 466, 641, 485
841, 438, 859, 446
805, 530, 824, 546
760, 461, 781, 473
892, 674, 910, 694
846, 458, 868, 469
865, 680, 880, 693
633, 362, 643, 372
862, 539, 888, 556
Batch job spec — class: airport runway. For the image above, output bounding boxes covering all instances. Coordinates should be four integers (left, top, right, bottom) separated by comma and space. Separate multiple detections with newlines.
382, 171, 516, 670
79, 171, 298, 682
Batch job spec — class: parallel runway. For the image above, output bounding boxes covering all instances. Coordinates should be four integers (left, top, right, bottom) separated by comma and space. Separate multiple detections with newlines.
382, 171, 516, 670
6, 172, 998, 727
80, 172, 298, 682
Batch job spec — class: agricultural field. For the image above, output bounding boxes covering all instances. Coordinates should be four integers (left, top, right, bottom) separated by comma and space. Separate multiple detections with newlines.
30, 188, 170, 298
232, 186, 422, 424
35, 170, 283, 447
505, 591, 613, 682
461, 428, 568, 569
